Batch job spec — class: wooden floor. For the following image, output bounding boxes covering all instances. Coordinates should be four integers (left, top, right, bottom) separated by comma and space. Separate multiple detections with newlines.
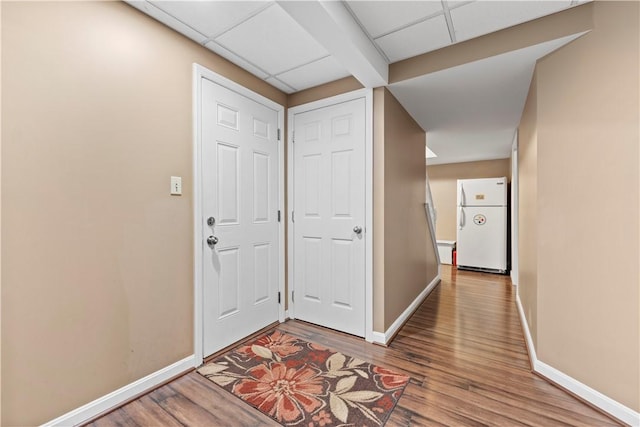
88, 266, 620, 426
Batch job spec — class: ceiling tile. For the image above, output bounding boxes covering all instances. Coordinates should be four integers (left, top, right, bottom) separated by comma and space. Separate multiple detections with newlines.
445, 1, 475, 10
204, 42, 269, 79
215, 4, 328, 76
375, 15, 451, 63
151, 1, 271, 39
450, 1, 572, 42
265, 77, 296, 94
276, 56, 351, 91
346, 1, 443, 38
127, 1, 207, 44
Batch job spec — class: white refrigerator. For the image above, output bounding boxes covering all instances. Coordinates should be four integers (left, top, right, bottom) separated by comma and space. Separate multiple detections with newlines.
456, 177, 508, 273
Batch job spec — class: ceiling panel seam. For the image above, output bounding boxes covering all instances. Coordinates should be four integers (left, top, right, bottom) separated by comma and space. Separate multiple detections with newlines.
204, 40, 273, 80
267, 76, 297, 93
144, 1, 208, 42
441, 1, 457, 44
201, 2, 275, 44
447, 1, 476, 11
272, 54, 333, 78
277, 0, 388, 87
342, 2, 391, 65
371, 10, 446, 41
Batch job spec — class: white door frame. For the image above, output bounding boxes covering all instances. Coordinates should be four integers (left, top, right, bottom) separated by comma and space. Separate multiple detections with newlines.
511, 130, 519, 286
192, 64, 286, 367
287, 88, 374, 342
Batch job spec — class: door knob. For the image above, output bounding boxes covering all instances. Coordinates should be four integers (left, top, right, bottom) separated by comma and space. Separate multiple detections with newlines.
206, 236, 219, 247
353, 226, 363, 234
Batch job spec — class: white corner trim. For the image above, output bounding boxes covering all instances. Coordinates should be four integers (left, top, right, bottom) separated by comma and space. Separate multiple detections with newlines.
42, 355, 195, 427
371, 331, 386, 344
516, 294, 639, 426
372, 274, 441, 346
515, 293, 537, 362
534, 360, 640, 427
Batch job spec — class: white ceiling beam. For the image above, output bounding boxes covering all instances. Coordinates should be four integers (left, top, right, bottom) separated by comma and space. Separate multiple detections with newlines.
276, 1, 388, 88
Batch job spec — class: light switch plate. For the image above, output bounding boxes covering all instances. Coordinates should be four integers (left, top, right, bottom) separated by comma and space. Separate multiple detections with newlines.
170, 176, 182, 195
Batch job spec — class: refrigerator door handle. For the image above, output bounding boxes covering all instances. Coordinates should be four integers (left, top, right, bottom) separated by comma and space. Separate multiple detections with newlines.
459, 184, 466, 207
459, 207, 465, 229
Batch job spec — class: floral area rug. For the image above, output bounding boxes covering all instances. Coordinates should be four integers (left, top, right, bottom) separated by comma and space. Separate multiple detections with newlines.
197, 330, 409, 426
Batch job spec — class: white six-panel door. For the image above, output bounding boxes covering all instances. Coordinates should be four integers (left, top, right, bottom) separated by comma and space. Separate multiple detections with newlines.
201, 77, 279, 357
292, 98, 366, 337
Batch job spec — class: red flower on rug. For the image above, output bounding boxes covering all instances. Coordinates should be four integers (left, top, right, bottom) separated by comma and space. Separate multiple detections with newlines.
198, 330, 410, 426
237, 330, 303, 359
373, 366, 410, 390
233, 362, 328, 424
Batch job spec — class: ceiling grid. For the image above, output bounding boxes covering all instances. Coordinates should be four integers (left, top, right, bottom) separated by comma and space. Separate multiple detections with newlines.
126, 0, 590, 163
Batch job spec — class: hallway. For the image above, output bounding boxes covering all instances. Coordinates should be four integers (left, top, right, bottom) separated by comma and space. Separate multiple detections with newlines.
89, 267, 619, 426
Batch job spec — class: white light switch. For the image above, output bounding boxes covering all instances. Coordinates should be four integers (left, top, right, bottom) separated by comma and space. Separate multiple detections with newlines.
170, 176, 182, 195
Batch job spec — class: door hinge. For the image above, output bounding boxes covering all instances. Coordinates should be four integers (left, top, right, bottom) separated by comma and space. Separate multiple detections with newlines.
277, 210, 281, 222
278, 291, 281, 304
292, 291, 295, 303
277, 128, 281, 141
292, 131, 295, 143
292, 211, 295, 223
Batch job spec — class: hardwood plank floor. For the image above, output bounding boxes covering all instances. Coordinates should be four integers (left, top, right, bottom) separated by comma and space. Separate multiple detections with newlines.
87, 266, 620, 426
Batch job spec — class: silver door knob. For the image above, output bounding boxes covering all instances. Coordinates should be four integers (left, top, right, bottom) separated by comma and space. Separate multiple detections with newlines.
206, 236, 219, 247
353, 226, 362, 234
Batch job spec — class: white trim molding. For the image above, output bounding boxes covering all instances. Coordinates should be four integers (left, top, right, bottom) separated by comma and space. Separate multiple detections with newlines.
516, 294, 639, 426
42, 356, 195, 427
192, 64, 286, 366
516, 293, 537, 363
372, 274, 441, 346
535, 361, 639, 427
510, 131, 519, 286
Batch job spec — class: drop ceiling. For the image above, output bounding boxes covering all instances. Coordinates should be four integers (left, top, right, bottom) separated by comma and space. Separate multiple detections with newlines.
127, 0, 583, 93
126, 0, 588, 164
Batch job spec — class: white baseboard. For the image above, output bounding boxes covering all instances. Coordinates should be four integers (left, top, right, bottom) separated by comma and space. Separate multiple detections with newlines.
534, 360, 639, 426
371, 331, 386, 344
515, 293, 537, 362
42, 355, 195, 427
516, 295, 639, 426
372, 274, 441, 346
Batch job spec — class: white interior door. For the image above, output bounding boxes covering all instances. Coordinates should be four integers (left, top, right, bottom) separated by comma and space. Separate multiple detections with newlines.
201, 77, 279, 357
292, 98, 366, 337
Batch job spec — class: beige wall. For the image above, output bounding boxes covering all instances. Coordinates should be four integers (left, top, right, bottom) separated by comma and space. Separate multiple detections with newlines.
372, 88, 386, 333
377, 89, 439, 331
518, 1, 639, 412
518, 72, 538, 346
1, 2, 285, 425
288, 77, 363, 108
428, 159, 511, 241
